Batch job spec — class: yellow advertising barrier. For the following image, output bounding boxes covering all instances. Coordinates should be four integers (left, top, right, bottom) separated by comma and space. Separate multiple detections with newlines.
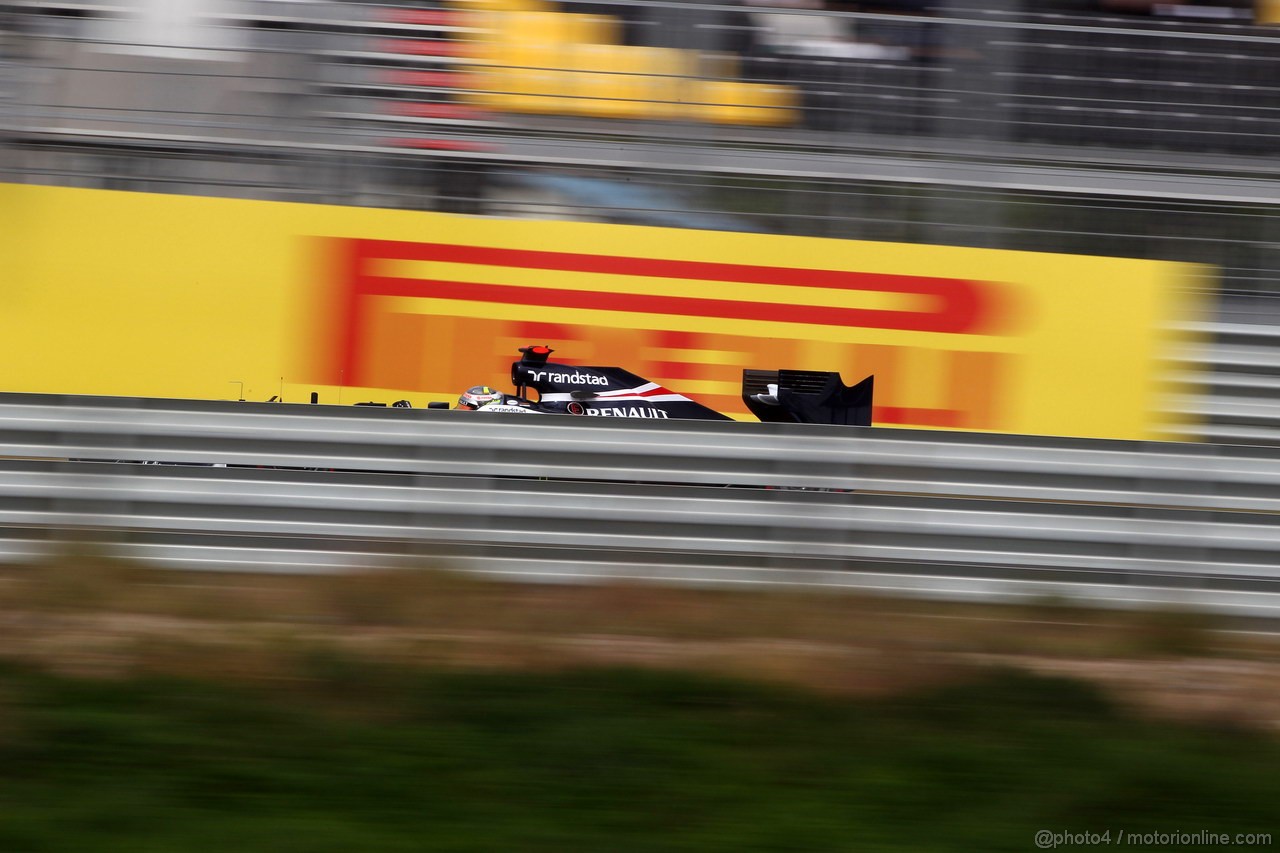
0, 183, 1208, 440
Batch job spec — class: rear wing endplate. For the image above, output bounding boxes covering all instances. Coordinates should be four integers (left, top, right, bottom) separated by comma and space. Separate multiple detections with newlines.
742, 369, 874, 427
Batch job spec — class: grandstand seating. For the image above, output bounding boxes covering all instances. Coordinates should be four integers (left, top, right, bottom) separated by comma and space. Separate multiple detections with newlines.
455, 3, 798, 124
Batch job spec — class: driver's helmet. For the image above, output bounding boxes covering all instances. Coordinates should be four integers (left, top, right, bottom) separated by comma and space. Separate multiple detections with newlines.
457, 385, 504, 410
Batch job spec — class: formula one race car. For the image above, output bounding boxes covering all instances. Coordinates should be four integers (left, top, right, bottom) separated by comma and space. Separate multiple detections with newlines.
453, 345, 874, 427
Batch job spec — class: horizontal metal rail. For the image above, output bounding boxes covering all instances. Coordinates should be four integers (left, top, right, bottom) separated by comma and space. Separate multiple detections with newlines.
1169, 322, 1280, 446
2, 392, 1278, 618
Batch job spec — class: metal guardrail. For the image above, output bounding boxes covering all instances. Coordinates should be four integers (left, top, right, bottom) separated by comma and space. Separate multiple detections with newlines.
1171, 322, 1280, 446
2, 391, 1278, 618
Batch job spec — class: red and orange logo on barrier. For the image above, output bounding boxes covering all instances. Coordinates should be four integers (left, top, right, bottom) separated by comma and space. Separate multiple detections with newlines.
315, 237, 1020, 429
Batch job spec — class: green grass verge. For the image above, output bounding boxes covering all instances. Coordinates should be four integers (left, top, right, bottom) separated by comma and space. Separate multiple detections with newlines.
0, 663, 1275, 853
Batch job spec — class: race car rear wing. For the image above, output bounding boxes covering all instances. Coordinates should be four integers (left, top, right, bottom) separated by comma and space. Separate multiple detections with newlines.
741, 369, 874, 427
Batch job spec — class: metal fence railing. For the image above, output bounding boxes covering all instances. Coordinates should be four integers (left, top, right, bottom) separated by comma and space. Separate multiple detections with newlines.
10, 1, 1278, 152
3, 391, 1279, 617
1172, 322, 1280, 445
7, 3, 1280, 301
5, 3, 1280, 298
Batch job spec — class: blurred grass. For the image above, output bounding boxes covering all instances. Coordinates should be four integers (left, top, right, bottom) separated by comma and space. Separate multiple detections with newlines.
0, 556, 1240, 661
0, 662, 1277, 853
0, 556, 1276, 729
1, 557, 1277, 849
